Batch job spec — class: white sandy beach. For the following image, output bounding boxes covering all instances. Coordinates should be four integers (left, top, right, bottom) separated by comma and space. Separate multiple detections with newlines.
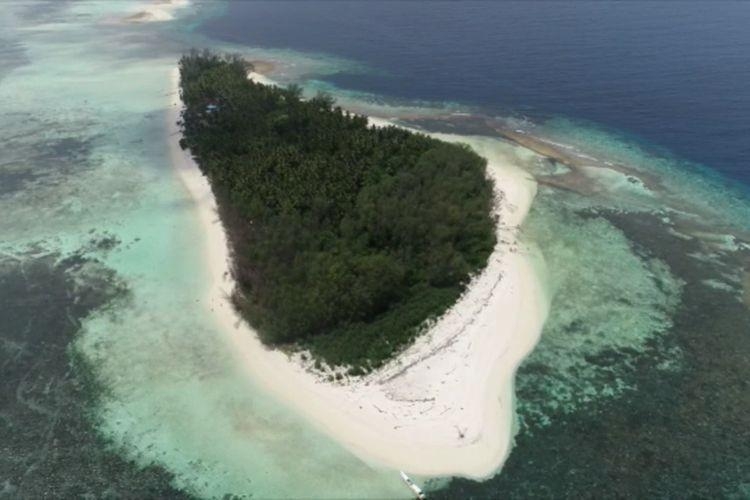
122, 0, 189, 23
167, 68, 549, 478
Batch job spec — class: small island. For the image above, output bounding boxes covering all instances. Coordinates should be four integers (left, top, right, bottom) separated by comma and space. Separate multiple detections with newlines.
178, 51, 496, 372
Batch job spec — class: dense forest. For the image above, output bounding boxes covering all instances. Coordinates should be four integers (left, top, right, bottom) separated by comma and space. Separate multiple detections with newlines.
178, 50, 495, 371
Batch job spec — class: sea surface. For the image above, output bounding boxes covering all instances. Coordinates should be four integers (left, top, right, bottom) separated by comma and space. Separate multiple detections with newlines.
1, 1, 749, 498
202, 1, 750, 188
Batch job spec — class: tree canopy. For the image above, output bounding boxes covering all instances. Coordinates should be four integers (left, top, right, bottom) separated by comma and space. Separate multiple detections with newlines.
178, 50, 496, 371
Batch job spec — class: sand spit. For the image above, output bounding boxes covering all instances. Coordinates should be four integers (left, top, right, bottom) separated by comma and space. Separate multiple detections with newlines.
246, 71, 276, 87
122, 0, 189, 23
247, 60, 276, 76
167, 68, 549, 478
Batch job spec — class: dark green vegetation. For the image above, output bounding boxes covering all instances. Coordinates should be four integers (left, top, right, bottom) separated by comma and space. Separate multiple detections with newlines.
178, 51, 495, 370
436, 209, 750, 498
0, 240, 191, 499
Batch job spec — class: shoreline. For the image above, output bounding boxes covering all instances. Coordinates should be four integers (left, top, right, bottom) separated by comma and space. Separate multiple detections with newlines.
122, 0, 190, 23
167, 68, 549, 478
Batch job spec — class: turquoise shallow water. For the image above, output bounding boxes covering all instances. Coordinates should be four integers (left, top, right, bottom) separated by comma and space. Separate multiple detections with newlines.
0, 2, 408, 498
2, 1, 749, 498
194, 2, 750, 494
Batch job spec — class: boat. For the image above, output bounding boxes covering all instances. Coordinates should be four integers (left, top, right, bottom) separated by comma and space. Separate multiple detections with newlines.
399, 471, 427, 500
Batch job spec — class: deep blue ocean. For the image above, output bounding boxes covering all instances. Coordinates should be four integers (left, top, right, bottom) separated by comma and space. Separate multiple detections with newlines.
1, 2, 748, 497
197, 5, 750, 495
200, 1, 749, 187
